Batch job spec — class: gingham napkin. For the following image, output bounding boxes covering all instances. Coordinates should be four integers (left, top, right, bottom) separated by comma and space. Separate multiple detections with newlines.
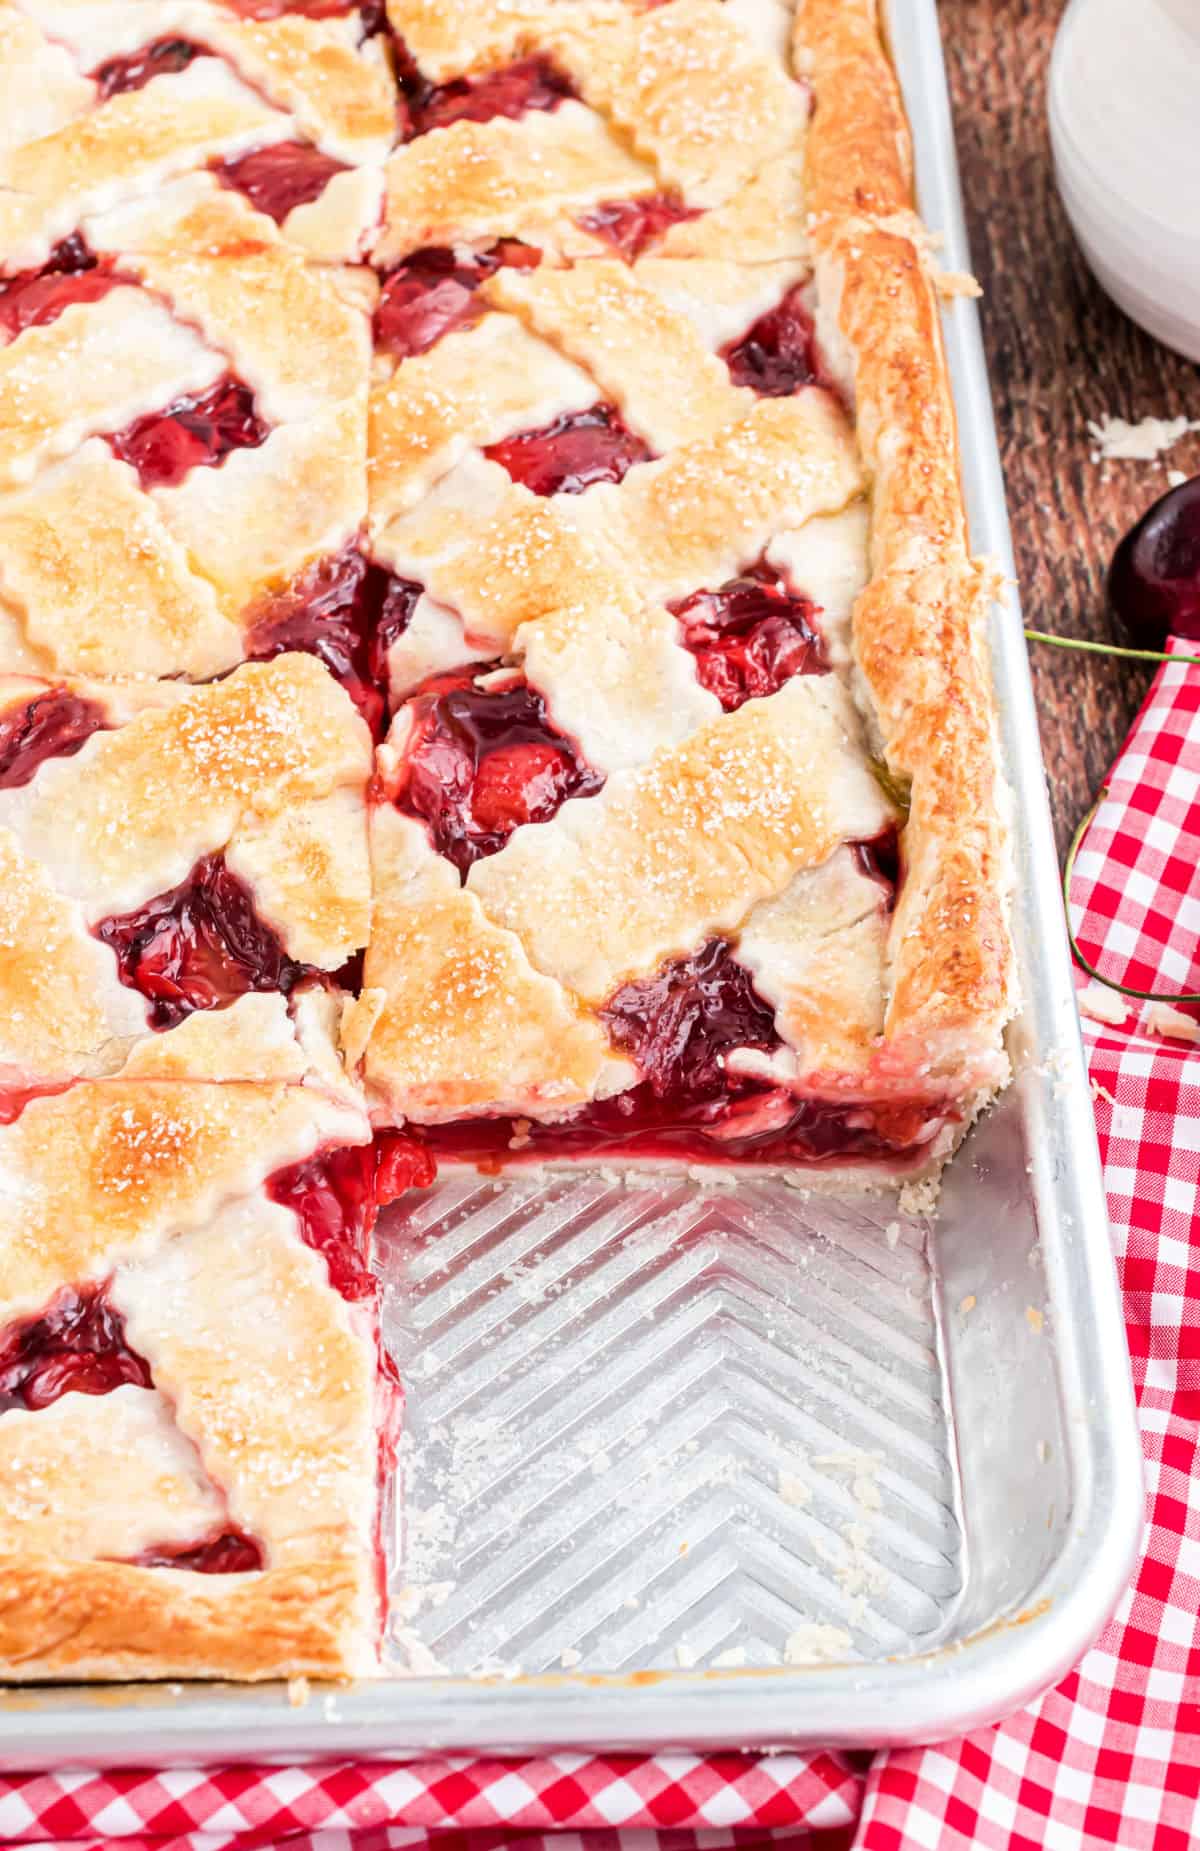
8, 646, 1199, 1851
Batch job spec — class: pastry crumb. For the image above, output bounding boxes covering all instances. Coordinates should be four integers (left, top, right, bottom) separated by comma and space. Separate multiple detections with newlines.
959, 1294, 976, 1316
884, 1219, 901, 1249
784, 1622, 853, 1664
559, 1646, 582, 1668
287, 1675, 310, 1708
1088, 413, 1200, 462
1026, 1305, 1044, 1335
1077, 983, 1129, 1027
712, 1646, 747, 1668
1142, 1001, 1200, 1043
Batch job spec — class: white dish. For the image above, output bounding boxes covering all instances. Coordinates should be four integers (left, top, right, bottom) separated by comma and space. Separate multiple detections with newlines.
1050, 0, 1200, 362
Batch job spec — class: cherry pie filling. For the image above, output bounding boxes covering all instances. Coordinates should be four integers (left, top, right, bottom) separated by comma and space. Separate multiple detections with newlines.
0, 1286, 151, 1413
722, 282, 825, 397
670, 559, 827, 711
0, 236, 125, 342
374, 240, 542, 360
393, 842, 950, 1172
0, 1286, 264, 1573
485, 404, 654, 496
90, 37, 211, 99
133, 1531, 264, 1573
213, 144, 351, 225
267, 1134, 435, 1303
396, 47, 577, 138
576, 194, 701, 262
107, 375, 269, 490
245, 547, 422, 740
388, 670, 604, 876
0, 690, 110, 789
95, 853, 317, 1029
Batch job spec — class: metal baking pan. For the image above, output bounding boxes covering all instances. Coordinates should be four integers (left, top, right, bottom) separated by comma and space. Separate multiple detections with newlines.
0, 0, 1142, 1768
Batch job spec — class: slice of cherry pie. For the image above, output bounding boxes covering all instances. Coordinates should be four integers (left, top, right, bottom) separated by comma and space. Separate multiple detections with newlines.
0, 0, 1014, 1680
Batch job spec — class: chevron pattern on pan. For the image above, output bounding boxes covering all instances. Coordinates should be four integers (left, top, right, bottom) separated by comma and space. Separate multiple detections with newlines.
376, 1174, 963, 1675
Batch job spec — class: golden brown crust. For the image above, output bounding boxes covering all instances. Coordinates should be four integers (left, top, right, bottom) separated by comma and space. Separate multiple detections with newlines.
798, 6, 1015, 1093
0, 1556, 372, 1681
794, 0, 914, 225
0, 1079, 379, 1682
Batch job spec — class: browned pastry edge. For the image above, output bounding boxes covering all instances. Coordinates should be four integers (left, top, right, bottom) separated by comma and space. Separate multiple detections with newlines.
795, 0, 914, 225
798, 0, 1015, 1095
0, 1555, 375, 1682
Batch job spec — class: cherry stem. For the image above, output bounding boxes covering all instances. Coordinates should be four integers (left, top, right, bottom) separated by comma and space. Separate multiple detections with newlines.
1025, 628, 1200, 668
1063, 787, 1200, 1005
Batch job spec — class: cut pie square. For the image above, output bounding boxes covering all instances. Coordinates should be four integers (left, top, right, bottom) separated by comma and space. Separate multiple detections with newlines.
0, 1074, 400, 1679
0, 0, 1016, 1679
0, 655, 371, 1108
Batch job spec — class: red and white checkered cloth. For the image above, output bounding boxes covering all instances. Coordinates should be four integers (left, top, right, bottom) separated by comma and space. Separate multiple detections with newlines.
9, 644, 1200, 1851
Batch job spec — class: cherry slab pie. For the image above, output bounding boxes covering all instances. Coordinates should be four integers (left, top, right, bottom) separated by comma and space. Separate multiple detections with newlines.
0, 0, 1015, 1680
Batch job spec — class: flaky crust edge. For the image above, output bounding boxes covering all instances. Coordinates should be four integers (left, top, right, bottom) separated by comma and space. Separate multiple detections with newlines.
0, 1555, 376, 1682
795, 0, 1016, 1107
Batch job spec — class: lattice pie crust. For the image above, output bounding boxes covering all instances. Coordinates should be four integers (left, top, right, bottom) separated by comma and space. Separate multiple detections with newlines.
0, 0, 1013, 1680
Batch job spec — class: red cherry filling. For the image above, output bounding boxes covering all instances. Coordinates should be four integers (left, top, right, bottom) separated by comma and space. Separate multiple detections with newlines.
267, 1133, 435, 1301
374, 240, 541, 360
245, 547, 422, 741
133, 1530, 264, 1573
0, 235, 124, 342
397, 49, 577, 138
392, 671, 604, 875
95, 853, 315, 1029
601, 937, 782, 1104
213, 143, 350, 225
1109, 475, 1200, 647
485, 404, 653, 496
722, 282, 823, 397
577, 194, 701, 262
0, 690, 109, 790
854, 827, 901, 910
0, 1286, 152, 1413
107, 375, 269, 490
91, 37, 210, 99
416, 1091, 955, 1170
670, 560, 826, 711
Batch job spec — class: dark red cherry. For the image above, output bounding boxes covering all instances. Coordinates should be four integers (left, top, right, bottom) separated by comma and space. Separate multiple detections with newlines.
0, 1286, 152, 1412
374, 240, 540, 360
1109, 476, 1200, 648
576, 194, 700, 262
213, 143, 349, 224
0, 690, 109, 789
107, 376, 269, 489
245, 548, 422, 740
670, 559, 826, 711
391, 671, 604, 874
600, 937, 781, 1104
95, 853, 316, 1028
485, 404, 653, 496
135, 1530, 264, 1572
721, 282, 823, 397
398, 53, 576, 138
91, 37, 209, 100
0, 236, 124, 342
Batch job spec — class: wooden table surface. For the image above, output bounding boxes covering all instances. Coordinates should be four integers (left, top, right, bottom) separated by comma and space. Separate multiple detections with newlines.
941, 0, 1200, 853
